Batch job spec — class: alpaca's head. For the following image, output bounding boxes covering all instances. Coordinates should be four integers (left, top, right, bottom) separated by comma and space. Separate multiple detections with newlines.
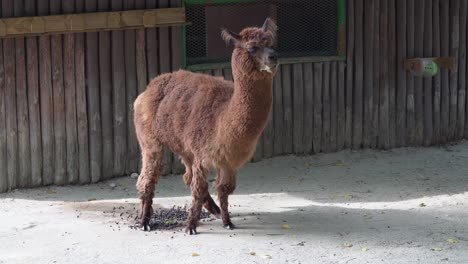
221, 18, 278, 76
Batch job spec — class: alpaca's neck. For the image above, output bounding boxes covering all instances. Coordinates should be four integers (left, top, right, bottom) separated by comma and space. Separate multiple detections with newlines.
221, 69, 273, 143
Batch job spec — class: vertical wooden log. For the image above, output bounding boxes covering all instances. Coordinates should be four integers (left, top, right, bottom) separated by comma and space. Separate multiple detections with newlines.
372, 0, 381, 148
157, 0, 173, 173
24, 0, 42, 187
458, 0, 467, 139
337, 61, 346, 149
363, 0, 374, 149
353, 0, 364, 149
223, 68, 233, 81
273, 69, 283, 155
63, 0, 78, 184
252, 67, 264, 161
396, 0, 407, 147
98, 0, 113, 180
449, 0, 460, 140
330, 61, 338, 152
388, 0, 397, 148
406, 0, 416, 145
423, 0, 434, 146
0, 35, 6, 192
303, 63, 314, 153
3, 0, 19, 190
440, 0, 450, 142
85, 0, 102, 182
414, 0, 425, 145
50, 0, 66, 185
37, 0, 54, 186
135, 0, 147, 172
146, 0, 158, 81
313, 63, 323, 153
111, 0, 128, 177
124, 0, 139, 174
378, 0, 390, 149
75, 0, 90, 184
292, 63, 304, 154
322, 62, 331, 152
282, 65, 293, 154
263, 100, 274, 158
14, 0, 31, 188
170, 0, 185, 173
345, 0, 355, 148
432, 0, 441, 143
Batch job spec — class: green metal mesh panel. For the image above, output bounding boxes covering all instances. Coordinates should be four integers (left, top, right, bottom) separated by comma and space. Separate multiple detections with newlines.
185, 0, 339, 66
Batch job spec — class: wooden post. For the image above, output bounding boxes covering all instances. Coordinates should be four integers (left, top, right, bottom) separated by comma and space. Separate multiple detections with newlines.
313, 63, 323, 153
15, 0, 31, 188
282, 64, 293, 154
345, 0, 354, 148
76, 0, 91, 184
440, 0, 450, 142
378, 0, 390, 149
432, 0, 441, 144
111, 0, 128, 177
449, 0, 460, 140
85, 0, 103, 183
273, 69, 284, 155
50, 0, 67, 185
406, 0, 416, 145
63, 0, 79, 184
0, 32, 6, 192
423, 0, 433, 145
372, 0, 381, 148
292, 63, 304, 154
4, 0, 19, 189
458, 0, 467, 139
322, 62, 331, 152
98, 0, 114, 180
125, 0, 139, 174
303, 63, 314, 153
353, 0, 363, 149
363, 0, 374, 149
396, 0, 407, 147
330, 61, 338, 152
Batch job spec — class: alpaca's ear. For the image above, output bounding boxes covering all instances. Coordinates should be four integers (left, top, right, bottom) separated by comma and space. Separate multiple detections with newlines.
262, 17, 277, 39
221, 29, 241, 46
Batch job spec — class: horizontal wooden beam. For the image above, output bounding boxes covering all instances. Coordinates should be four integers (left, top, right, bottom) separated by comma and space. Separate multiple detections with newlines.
0, 8, 185, 38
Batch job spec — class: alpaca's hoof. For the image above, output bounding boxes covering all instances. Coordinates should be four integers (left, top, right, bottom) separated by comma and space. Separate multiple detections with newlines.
185, 226, 198, 235
224, 222, 236, 230
139, 218, 151, 231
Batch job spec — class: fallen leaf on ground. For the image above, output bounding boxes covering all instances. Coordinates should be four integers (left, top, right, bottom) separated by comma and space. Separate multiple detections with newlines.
361, 247, 369, 252
446, 238, 459, 244
343, 194, 353, 199
432, 247, 443, 251
335, 161, 346, 166
282, 224, 291, 229
87, 198, 97, 201
304, 162, 311, 168
47, 189, 57, 194
191, 253, 199, 257
249, 252, 256, 256
261, 255, 272, 259
342, 243, 353, 248
419, 203, 427, 207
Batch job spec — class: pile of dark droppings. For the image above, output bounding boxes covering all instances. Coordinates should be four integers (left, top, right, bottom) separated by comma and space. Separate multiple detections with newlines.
130, 205, 213, 231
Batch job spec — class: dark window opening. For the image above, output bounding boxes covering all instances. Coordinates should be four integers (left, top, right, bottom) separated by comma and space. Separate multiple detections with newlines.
185, 0, 339, 67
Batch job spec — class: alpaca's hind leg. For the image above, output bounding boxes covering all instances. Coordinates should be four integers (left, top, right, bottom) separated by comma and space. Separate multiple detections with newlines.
215, 168, 237, 230
185, 161, 209, 235
182, 158, 220, 218
136, 145, 163, 231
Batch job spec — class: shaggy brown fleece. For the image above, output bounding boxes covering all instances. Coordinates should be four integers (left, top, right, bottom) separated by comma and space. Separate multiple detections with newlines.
134, 18, 278, 234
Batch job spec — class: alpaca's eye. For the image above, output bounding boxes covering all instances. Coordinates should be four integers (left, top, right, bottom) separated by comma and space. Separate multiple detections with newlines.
247, 47, 258, 53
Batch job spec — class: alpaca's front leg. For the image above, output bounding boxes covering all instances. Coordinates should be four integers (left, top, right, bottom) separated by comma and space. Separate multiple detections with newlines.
186, 162, 208, 235
215, 168, 237, 230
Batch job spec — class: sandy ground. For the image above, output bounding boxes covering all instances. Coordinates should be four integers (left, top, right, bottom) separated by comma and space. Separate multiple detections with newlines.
2, 142, 468, 264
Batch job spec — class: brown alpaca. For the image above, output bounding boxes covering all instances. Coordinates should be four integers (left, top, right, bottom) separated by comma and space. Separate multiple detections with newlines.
134, 18, 278, 234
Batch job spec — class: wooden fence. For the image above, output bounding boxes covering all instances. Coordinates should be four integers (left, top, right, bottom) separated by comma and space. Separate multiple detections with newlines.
0, 0, 468, 192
